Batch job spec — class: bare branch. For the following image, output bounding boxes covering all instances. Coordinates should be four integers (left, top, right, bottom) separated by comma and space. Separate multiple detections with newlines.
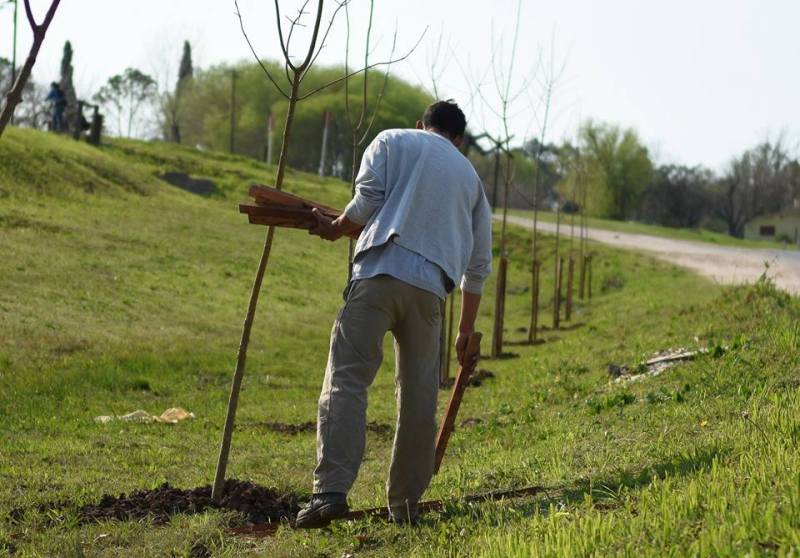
284, 0, 311, 57
273, 0, 297, 72
23, 0, 37, 29
343, 1, 353, 131
297, 0, 326, 71
233, 0, 290, 99
358, 26, 397, 146
298, 26, 428, 101
355, 0, 376, 132
305, 0, 351, 76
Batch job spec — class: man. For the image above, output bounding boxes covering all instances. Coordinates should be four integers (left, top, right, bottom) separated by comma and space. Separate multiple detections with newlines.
298, 100, 492, 528
46, 82, 67, 132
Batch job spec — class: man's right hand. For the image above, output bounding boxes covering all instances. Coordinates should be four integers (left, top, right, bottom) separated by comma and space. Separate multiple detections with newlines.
455, 331, 479, 369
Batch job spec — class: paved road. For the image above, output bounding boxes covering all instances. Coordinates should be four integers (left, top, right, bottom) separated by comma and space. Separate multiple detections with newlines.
501, 215, 800, 295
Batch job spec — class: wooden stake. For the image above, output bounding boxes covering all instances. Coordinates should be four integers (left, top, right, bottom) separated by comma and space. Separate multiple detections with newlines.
587, 255, 593, 300
434, 332, 482, 474
527, 260, 540, 344
491, 256, 508, 358
552, 256, 562, 330
565, 257, 575, 321
579, 254, 586, 300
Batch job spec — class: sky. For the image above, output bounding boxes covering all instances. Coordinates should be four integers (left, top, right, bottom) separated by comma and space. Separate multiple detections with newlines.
2, 0, 799, 171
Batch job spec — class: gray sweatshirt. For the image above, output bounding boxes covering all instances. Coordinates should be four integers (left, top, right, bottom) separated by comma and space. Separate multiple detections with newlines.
343, 129, 493, 293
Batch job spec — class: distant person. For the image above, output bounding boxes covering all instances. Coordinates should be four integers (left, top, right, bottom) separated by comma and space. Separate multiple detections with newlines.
298, 100, 492, 528
46, 82, 66, 132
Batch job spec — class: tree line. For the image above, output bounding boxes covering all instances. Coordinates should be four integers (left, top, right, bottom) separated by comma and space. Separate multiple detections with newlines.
475, 123, 800, 239
4, 40, 799, 239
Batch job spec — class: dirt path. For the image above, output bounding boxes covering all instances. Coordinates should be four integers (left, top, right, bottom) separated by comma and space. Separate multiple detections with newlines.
502, 215, 800, 295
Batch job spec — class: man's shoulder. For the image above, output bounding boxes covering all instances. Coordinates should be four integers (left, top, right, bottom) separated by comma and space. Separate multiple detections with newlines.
375, 128, 421, 143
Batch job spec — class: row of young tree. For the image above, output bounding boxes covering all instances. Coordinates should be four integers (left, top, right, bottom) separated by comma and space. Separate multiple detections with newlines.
474, 124, 800, 239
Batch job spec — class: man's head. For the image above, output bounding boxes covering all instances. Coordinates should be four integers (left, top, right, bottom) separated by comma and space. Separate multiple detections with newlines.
416, 100, 466, 148
50, 82, 60, 90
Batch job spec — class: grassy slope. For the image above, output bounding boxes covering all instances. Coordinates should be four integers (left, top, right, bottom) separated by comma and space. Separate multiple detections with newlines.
507, 208, 798, 251
1, 127, 799, 557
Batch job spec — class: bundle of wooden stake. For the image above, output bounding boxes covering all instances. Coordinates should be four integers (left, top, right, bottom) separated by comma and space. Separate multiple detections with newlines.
239, 184, 361, 239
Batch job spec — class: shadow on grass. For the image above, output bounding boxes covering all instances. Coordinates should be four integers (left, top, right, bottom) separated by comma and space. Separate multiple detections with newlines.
483, 352, 521, 361
435, 444, 728, 521
505, 337, 556, 347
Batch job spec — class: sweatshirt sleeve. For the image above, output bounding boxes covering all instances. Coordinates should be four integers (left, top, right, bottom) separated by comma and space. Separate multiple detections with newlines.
342, 134, 388, 225
460, 185, 493, 294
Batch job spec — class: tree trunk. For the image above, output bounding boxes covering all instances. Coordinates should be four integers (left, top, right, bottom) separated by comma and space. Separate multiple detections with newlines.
565, 257, 575, 321
0, 0, 63, 137
211, 71, 301, 503
491, 256, 508, 358
527, 260, 540, 344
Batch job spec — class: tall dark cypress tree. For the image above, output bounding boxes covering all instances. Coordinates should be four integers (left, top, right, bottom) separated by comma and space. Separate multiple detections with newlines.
59, 41, 76, 109
177, 41, 193, 86
170, 41, 193, 142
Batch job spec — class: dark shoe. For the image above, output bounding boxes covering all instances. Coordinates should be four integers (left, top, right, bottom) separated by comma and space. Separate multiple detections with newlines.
389, 504, 419, 526
295, 492, 349, 529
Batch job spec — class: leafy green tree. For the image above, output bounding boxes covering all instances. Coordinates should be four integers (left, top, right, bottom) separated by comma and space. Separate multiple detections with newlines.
93, 68, 157, 138
59, 41, 76, 110
174, 61, 431, 174
575, 121, 654, 219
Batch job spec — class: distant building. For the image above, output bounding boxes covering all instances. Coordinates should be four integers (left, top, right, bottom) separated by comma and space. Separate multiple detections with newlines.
744, 198, 800, 245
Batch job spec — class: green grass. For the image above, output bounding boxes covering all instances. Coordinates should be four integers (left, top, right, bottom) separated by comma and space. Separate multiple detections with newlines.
506, 208, 798, 250
1, 127, 799, 556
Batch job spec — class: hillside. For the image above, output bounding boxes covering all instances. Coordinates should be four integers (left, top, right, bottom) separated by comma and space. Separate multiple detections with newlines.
1, 128, 799, 557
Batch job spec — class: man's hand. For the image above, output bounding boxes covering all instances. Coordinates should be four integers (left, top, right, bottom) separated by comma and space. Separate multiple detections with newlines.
455, 330, 479, 369
308, 208, 343, 242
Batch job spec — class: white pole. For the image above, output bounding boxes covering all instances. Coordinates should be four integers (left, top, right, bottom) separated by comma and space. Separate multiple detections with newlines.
265, 113, 274, 164
318, 110, 330, 177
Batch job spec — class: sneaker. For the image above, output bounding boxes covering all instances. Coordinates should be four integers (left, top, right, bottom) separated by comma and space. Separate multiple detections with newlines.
388, 504, 420, 526
295, 492, 349, 529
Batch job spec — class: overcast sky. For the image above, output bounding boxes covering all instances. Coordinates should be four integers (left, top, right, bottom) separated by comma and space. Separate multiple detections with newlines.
2, 0, 798, 170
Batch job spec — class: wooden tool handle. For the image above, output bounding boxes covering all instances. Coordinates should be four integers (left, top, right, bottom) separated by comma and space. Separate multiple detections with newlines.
433, 331, 482, 474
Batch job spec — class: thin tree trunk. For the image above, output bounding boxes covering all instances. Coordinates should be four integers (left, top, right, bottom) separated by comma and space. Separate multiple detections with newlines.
492, 256, 508, 358
565, 257, 574, 321
212, 71, 301, 503
529, 260, 540, 343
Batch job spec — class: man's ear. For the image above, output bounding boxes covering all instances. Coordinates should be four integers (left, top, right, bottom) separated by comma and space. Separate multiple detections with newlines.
415, 120, 424, 130
452, 135, 464, 148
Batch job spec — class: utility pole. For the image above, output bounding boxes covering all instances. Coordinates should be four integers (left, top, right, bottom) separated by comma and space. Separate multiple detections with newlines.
229, 69, 237, 154
318, 110, 331, 177
264, 113, 274, 164
9, 0, 18, 125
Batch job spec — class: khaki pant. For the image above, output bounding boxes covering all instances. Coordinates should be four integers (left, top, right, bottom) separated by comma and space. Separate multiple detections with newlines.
313, 275, 442, 514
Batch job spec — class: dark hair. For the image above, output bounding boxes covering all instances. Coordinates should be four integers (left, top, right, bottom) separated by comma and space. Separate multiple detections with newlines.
51, 82, 60, 89
422, 99, 466, 139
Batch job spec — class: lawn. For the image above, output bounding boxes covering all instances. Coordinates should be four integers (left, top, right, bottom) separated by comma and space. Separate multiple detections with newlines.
506, 208, 798, 251
1, 127, 799, 556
